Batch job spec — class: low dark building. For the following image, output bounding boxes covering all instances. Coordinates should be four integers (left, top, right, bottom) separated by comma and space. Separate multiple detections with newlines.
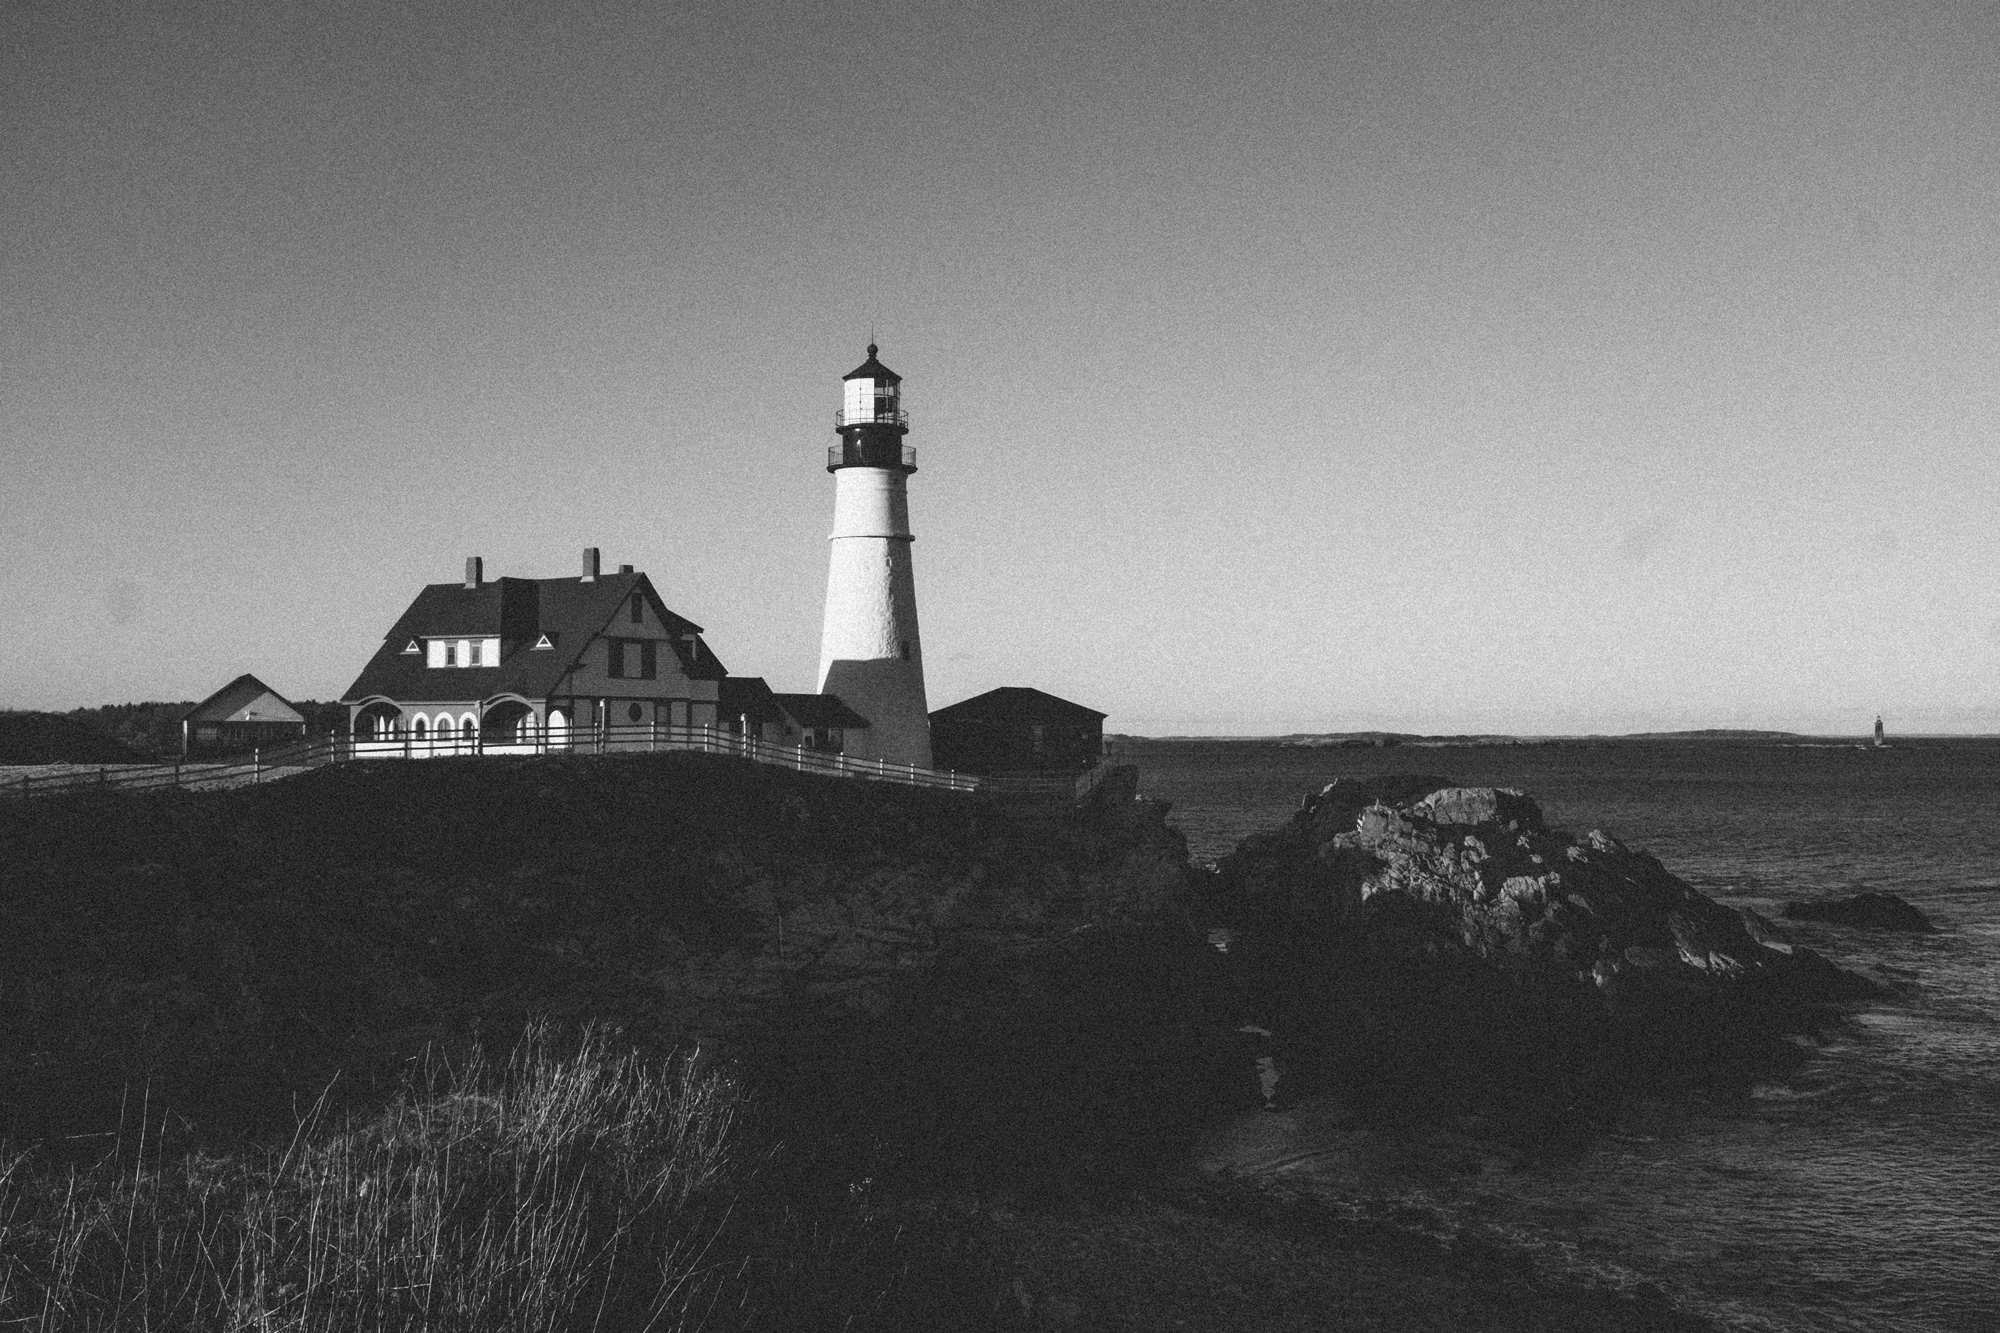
929, 687, 1105, 776
717, 678, 871, 753
182, 674, 307, 758
770, 692, 871, 754
718, 676, 792, 742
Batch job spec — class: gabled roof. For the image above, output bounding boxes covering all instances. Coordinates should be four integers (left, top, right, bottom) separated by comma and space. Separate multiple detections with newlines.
341, 571, 726, 705
718, 676, 789, 727
842, 343, 901, 385
930, 687, 1106, 724
185, 674, 304, 725
771, 692, 871, 730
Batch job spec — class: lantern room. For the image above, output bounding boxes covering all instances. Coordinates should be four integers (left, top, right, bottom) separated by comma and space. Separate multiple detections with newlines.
830, 343, 916, 472
840, 344, 906, 427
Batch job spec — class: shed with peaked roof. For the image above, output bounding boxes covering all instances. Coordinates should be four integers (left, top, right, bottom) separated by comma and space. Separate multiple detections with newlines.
182, 674, 306, 758
718, 676, 791, 743
929, 687, 1105, 776
770, 692, 871, 754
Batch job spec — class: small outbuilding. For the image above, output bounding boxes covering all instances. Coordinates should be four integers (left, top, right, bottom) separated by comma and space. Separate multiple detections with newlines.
182, 674, 307, 758
718, 676, 793, 744
929, 687, 1105, 776
770, 692, 871, 754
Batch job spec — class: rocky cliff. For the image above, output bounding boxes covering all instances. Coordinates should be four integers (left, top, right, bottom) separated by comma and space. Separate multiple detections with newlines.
1216, 774, 1873, 1002
1205, 775, 1877, 1143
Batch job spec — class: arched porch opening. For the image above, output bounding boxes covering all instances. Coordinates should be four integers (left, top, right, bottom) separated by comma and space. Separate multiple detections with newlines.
482, 698, 542, 752
353, 701, 400, 741
351, 700, 402, 756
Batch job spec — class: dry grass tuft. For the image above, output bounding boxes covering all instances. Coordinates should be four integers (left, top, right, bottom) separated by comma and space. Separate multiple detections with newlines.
0, 1023, 744, 1332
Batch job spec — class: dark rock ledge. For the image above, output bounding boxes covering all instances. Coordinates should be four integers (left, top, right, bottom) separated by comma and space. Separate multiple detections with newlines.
1215, 775, 1876, 1002
1204, 775, 1879, 1149
1783, 891, 1936, 932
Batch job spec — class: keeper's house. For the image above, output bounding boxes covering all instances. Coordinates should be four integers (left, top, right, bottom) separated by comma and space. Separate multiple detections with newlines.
929, 687, 1105, 776
341, 549, 725, 753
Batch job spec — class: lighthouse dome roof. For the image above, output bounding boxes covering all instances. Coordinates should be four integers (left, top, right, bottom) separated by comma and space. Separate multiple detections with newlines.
842, 343, 902, 384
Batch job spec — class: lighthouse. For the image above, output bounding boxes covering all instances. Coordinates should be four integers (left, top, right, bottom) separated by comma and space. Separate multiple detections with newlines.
815, 345, 933, 767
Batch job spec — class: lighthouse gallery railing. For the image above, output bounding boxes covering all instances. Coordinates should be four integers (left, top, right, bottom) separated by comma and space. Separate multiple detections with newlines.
834, 407, 909, 429
826, 444, 917, 470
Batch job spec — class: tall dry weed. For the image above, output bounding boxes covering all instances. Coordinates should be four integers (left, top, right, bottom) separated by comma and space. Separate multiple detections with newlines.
0, 1023, 740, 1332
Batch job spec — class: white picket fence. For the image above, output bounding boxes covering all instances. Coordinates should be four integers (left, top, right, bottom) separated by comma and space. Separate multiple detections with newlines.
2, 723, 1106, 803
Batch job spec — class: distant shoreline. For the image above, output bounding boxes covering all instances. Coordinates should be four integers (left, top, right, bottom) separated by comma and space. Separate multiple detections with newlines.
1110, 729, 2000, 746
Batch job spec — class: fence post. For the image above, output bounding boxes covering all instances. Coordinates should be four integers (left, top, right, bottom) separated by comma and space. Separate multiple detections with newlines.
651, 720, 658, 752
253, 748, 261, 784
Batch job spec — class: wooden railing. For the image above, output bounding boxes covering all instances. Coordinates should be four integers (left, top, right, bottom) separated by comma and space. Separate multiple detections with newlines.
2, 724, 1107, 804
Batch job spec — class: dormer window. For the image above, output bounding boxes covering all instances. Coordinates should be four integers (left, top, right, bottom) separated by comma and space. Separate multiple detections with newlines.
532, 632, 556, 651
426, 636, 502, 668
401, 639, 421, 655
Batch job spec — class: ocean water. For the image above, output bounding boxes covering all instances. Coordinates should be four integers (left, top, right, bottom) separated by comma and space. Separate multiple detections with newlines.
1129, 738, 2000, 1333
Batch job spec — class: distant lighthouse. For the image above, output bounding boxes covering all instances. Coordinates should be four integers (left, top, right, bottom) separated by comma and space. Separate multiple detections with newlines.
1874, 716, 1887, 748
815, 344, 933, 767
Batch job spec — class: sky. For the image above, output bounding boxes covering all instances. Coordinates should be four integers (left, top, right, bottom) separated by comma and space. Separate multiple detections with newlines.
4, 0, 1998, 735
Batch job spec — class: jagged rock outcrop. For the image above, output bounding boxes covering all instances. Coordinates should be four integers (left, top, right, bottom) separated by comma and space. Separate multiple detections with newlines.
1214, 775, 1876, 1008
1783, 891, 1936, 933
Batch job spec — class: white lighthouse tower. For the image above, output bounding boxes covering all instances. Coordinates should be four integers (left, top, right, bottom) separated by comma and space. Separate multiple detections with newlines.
815, 344, 933, 767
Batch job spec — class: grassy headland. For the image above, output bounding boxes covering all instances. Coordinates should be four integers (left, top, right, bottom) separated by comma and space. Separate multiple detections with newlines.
1, 754, 1720, 1330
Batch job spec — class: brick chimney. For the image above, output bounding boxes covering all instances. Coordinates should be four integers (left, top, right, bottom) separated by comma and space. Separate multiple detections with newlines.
464, 556, 483, 589
581, 547, 600, 582
618, 563, 634, 574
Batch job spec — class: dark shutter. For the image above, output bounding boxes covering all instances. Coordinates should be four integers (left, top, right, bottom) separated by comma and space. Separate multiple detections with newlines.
640, 640, 657, 679
607, 640, 625, 678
